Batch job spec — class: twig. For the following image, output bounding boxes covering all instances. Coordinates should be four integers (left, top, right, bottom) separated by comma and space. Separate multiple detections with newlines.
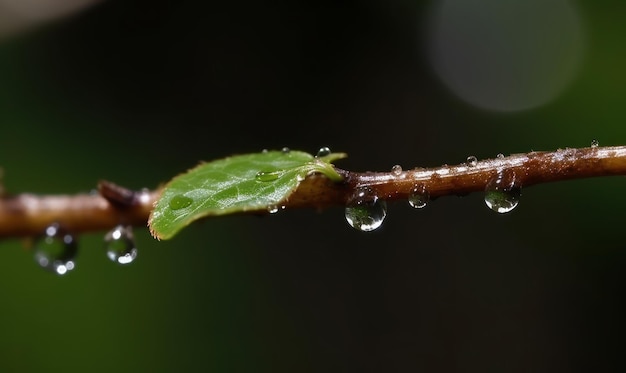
1, 145, 625, 239
0, 181, 157, 239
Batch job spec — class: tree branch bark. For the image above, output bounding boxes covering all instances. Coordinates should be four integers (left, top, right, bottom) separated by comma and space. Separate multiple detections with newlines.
1, 145, 625, 239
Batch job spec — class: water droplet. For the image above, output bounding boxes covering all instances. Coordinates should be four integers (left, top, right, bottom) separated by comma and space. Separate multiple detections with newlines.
408, 184, 429, 209
255, 170, 282, 182
104, 225, 137, 265
496, 153, 505, 159
281, 147, 291, 154
391, 164, 403, 176
261, 149, 268, 153
169, 194, 193, 210
484, 169, 521, 213
345, 187, 387, 232
591, 139, 599, 148
467, 156, 478, 167
33, 224, 77, 275
137, 188, 152, 204
267, 204, 280, 214
316, 147, 331, 157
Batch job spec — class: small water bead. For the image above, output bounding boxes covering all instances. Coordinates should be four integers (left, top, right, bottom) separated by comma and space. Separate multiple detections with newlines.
484, 169, 521, 213
591, 139, 599, 148
316, 147, 331, 158
34, 224, 77, 275
467, 156, 478, 167
391, 164, 403, 176
169, 194, 193, 210
345, 187, 387, 232
267, 204, 281, 214
104, 225, 137, 265
137, 188, 152, 204
408, 184, 429, 209
255, 170, 282, 182
281, 147, 291, 154
496, 153, 505, 159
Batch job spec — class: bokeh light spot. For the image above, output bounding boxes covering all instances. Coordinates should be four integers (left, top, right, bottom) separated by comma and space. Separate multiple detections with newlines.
427, 0, 585, 112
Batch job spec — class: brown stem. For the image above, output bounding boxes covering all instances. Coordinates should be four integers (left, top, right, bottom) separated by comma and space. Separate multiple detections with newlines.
1, 145, 626, 239
0, 182, 158, 239
288, 145, 626, 207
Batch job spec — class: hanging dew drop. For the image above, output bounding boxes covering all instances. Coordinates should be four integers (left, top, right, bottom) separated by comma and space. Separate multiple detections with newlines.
169, 194, 193, 210
484, 169, 521, 213
267, 204, 280, 214
408, 184, 429, 209
591, 139, 599, 148
467, 156, 478, 167
345, 187, 387, 232
316, 146, 331, 157
255, 170, 282, 182
33, 224, 77, 275
391, 164, 403, 176
485, 189, 520, 213
104, 225, 137, 265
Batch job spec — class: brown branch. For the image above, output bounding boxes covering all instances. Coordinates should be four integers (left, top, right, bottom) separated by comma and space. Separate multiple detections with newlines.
0, 182, 157, 239
287, 145, 626, 207
1, 145, 626, 239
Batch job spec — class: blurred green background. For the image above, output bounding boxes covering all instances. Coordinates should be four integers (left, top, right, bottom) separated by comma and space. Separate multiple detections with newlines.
1, 1, 626, 372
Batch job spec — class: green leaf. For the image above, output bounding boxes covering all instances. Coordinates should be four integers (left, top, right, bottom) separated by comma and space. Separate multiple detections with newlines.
148, 149, 347, 240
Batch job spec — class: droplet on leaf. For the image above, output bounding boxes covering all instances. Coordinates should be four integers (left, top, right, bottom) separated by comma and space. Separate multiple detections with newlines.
255, 170, 282, 182
169, 194, 193, 210
316, 147, 331, 158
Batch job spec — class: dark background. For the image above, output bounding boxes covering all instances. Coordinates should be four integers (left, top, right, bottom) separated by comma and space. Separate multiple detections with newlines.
1, 1, 626, 372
